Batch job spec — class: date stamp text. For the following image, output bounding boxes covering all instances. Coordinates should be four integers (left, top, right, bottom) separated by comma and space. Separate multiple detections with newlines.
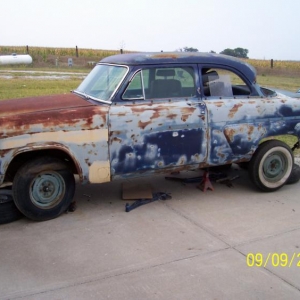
246, 253, 300, 267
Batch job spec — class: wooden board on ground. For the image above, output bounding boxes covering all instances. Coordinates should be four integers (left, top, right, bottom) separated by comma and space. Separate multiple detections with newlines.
122, 182, 153, 200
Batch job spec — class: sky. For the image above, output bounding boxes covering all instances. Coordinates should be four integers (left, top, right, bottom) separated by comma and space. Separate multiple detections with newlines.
1, 0, 299, 61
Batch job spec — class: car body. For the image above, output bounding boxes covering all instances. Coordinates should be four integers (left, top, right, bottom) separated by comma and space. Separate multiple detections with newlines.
273, 88, 300, 98
1, 52, 300, 221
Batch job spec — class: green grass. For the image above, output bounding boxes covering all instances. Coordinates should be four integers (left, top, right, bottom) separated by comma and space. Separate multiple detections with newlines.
257, 75, 300, 91
0, 78, 82, 100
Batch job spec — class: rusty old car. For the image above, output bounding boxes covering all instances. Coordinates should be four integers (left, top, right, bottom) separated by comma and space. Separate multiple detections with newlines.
1, 52, 300, 221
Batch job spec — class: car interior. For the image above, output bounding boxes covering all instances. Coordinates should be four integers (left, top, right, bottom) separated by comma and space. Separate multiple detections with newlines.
150, 69, 182, 98
201, 68, 251, 97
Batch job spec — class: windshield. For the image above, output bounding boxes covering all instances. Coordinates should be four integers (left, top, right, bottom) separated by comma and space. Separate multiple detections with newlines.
75, 64, 128, 103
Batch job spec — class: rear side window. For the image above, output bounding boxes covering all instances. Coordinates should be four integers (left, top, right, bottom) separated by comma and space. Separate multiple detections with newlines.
201, 68, 250, 98
122, 67, 196, 100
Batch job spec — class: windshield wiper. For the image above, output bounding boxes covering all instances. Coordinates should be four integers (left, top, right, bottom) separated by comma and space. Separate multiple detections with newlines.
72, 90, 112, 104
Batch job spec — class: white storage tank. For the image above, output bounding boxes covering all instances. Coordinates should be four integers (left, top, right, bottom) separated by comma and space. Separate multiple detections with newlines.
0, 53, 33, 65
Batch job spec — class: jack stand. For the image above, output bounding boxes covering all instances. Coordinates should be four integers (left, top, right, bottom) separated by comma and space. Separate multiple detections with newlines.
197, 171, 214, 192
125, 192, 172, 212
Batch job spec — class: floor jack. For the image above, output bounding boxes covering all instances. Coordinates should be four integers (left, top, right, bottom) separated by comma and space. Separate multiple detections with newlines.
125, 192, 172, 212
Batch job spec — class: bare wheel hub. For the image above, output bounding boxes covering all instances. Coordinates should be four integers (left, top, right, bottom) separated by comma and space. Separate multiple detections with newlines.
30, 172, 65, 209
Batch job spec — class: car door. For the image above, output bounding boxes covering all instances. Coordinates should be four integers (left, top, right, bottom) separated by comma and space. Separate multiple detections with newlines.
108, 65, 208, 178
199, 65, 268, 165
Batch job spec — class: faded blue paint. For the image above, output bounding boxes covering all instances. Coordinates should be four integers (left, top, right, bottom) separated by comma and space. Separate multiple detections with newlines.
109, 99, 208, 177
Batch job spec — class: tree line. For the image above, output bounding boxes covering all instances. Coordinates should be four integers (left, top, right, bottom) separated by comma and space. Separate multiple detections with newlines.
180, 47, 249, 59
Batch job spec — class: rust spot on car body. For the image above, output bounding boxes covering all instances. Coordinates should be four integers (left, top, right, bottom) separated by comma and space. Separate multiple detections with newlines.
0, 93, 92, 117
213, 101, 223, 107
248, 125, 254, 136
152, 53, 180, 59
138, 120, 152, 130
180, 106, 197, 122
167, 113, 177, 119
223, 128, 236, 142
228, 103, 243, 118
111, 137, 122, 144
0, 94, 108, 139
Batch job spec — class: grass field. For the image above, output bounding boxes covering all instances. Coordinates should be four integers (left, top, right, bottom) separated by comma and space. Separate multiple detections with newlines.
0, 77, 83, 100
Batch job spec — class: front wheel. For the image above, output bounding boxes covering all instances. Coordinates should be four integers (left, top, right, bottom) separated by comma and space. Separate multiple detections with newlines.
13, 157, 75, 221
248, 140, 293, 192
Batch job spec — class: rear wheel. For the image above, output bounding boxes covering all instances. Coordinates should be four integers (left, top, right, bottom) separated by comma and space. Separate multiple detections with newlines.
13, 157, 75, 221
248, 140, 293, 192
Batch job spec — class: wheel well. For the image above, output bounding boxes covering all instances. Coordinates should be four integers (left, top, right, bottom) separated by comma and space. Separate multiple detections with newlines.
258, 134, 300, 155
237, 135, 297, 166
4, 149, 79, 182
259, 134, 298, 148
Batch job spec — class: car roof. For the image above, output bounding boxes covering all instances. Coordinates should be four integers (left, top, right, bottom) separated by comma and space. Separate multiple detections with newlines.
101, 52, 257, 83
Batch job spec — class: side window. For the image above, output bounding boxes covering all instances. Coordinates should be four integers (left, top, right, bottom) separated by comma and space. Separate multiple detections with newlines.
150, 67, 195, 99
123, 70, 149, 100
122, 67, 195, 100
201, 68, 250, 98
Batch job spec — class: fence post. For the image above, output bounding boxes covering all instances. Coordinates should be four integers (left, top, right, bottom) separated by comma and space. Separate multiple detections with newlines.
26, 45, 29, 54
76, 46, 79, 58
271, 59, 273, 68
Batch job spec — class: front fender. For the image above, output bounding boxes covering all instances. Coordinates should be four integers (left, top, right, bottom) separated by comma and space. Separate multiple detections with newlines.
0, 128, 110, 185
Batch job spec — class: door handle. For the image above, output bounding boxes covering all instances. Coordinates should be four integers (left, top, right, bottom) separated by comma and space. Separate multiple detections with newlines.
187, 101, 203, 105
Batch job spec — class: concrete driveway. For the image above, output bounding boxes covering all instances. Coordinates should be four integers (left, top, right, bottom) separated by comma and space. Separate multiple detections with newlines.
1, 165, 300, 299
